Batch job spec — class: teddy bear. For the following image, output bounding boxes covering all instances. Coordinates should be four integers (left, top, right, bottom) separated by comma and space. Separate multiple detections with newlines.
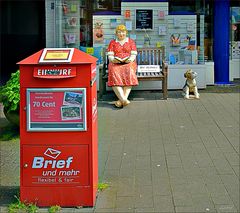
182, 69, 200, 99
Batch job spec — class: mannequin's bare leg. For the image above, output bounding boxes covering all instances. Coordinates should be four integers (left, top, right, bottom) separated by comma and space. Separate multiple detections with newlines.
123, 86, 132, 105
112, 86, 126, 107
112, 86, 125, 101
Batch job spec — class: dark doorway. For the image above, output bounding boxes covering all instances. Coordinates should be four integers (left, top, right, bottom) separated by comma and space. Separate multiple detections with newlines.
0, 0, 45, 85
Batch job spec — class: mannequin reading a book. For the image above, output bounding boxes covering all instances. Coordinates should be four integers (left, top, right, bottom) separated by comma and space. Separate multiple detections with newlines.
107, 24, 138, 108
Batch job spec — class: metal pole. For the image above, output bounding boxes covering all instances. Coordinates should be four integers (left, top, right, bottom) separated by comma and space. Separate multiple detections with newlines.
213, 0, 230, 84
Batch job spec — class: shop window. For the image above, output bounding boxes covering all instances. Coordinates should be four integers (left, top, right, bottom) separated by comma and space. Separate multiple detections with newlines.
80, 0, 93, 47
169, 0, 207, 63
96, 0, 108, 10
112, 0, 121, 10
204, 1, 213, 61
169, 0, 195, 13
230, 7, 240, 59
94, 0, 121, 11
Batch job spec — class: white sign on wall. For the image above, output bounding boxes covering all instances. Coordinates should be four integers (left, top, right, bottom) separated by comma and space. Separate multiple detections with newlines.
137, 65, 160, 73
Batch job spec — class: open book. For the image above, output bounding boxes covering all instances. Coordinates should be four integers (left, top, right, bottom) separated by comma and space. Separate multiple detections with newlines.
114, 56, 130, 63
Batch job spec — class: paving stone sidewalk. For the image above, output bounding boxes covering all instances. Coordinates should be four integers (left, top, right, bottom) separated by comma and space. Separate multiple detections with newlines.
0, 86, 239, 213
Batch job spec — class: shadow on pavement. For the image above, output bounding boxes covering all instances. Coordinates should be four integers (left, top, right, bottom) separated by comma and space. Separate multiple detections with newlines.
0, 186, 19, 206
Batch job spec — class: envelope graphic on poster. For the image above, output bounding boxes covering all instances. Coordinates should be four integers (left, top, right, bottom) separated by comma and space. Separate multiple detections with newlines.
44, 148, 61, 159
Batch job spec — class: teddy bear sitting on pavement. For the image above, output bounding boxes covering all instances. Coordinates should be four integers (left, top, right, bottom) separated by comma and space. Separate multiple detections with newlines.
182, 69, 200, 99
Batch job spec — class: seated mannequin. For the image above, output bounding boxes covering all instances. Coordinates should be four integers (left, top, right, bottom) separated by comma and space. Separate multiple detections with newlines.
107, 24, 138, 108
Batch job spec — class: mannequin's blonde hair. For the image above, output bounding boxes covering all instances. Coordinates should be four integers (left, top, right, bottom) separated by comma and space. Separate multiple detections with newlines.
115, 25, 128, 34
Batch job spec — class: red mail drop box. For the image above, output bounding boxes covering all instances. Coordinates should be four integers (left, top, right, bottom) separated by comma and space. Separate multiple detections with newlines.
18, 48, 98, 207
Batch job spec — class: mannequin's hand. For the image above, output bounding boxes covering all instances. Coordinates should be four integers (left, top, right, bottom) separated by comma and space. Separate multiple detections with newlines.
126, 55, 136, 63
108, 55, 117, 63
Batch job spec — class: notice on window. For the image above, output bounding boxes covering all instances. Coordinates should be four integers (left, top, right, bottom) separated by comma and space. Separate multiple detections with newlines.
27, 88, 86, 131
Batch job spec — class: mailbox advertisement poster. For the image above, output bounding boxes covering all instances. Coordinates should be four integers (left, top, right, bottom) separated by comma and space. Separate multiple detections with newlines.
22, 145, 89, 186
26, 88, 86, 131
